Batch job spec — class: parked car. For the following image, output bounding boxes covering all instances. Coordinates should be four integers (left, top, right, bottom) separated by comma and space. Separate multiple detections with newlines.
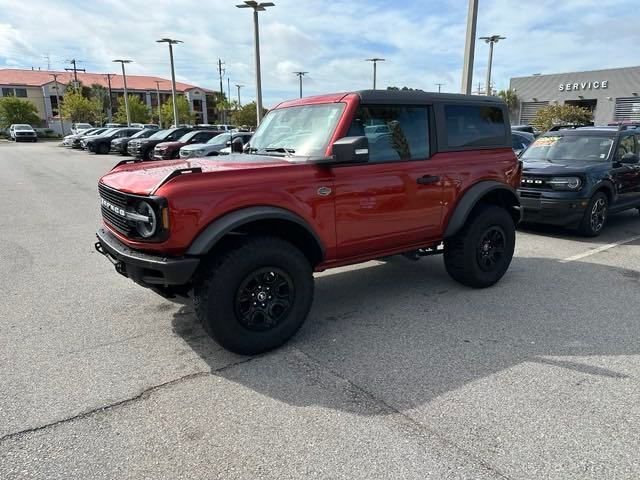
105, 123, 123, 128
71, 128, 110, 149
152, 129, 222, 160
127, 127, 192, 160
80, 128, 119, 150
62, 128, 101, 147
9, 124, 37, 142
84, 127, 142, 154
511, 130, 534, 156
131, 123, 160, 129
71, 123, 93, 135
95, 90, 521, 354
518, 125, 640, 236
110, 128, 158, 155
180, 132, 253, 158
213, 124, 237, 132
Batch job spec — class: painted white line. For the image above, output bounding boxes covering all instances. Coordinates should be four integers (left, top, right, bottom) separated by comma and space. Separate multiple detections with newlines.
560, 234, 640, 263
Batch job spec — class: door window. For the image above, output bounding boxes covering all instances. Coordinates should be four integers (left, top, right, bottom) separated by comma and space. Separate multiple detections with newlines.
444, 105, 506, 148
347, 105, 429, 162
616, 135, 635, 160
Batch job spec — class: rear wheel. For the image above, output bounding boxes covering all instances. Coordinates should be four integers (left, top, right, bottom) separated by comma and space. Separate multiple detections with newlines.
578, 192, 608, 237
143, 148, 153, 161
444, 205, 515, 288
193, 236, 314, 355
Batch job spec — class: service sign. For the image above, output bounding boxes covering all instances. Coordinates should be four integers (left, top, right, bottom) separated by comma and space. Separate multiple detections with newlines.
559, 81, 608, 92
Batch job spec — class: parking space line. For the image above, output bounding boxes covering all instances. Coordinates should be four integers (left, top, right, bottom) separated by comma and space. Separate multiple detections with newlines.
560, 234, 640, 263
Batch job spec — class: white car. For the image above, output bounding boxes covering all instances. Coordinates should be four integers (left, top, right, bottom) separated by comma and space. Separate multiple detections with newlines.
213, 124, 237, 132
9, 124, 37, 142
179, 132, 252, 158
71, 123, 93, 135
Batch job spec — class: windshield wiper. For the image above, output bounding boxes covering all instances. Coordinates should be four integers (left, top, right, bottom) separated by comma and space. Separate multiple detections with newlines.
264, 147, 295, 157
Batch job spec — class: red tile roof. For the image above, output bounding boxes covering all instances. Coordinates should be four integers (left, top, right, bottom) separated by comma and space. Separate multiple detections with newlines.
0, 68, 211, 93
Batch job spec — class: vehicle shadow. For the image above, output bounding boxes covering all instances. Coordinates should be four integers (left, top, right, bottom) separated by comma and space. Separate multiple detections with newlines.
171, 252, 639, 416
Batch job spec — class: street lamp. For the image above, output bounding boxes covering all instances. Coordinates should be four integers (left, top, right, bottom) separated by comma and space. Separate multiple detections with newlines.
293, 71, 308, 98
236, 1, 275, 124
461, 0, 479, 94
479, 35, 506, 96
235, 84, 244, 106
156, 38, 183, 127
365, 58, 385, 90
112, 59, 132, 126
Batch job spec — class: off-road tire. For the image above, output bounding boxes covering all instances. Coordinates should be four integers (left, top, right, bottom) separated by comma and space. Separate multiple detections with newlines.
444, 205, 515, 288
578, 192, 608, 237
193, 236, 314, 355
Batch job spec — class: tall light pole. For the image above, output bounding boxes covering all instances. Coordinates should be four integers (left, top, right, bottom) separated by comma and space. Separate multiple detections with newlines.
293, 71, 308, 98
154, 80, 163, 128
235, 84, 244, 106
112, 59, 132, 126
479, 35, 505, 96
156, 38, 183, 127
461, 0, 478, 94
365, 58, 385, 90
50, 73, 64, 135
435, 83, 445, 93
236, 1, 275, 125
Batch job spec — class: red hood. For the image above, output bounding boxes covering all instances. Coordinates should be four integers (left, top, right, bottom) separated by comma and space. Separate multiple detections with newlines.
99, 156, 290, 195
155, 141, 185, 149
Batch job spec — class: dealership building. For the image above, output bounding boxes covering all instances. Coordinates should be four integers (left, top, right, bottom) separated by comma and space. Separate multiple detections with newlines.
0, 68, 222, 133
510, 66, 640, 126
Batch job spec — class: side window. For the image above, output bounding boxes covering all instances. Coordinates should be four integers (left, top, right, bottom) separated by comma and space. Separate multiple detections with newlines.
347, 105, 429, 162
635, 135, 640, 154
616, 136, 635, 159
445, 105, 506, 148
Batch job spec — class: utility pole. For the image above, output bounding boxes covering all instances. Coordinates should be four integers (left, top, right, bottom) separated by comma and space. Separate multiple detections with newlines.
460, 0, 478, 94
236, 1, 275, 125
365, 58, 385, 90
65, 59, 86, 90
435, 83, 445, 93
479, 35, 505, 96
112, 59, 132, 126
157, 38, 183, 127
218, 58, 226, 123
154, 80, 163, 129
227, 77, 232, 122
293, 71, 308, 98
50, 73, 64, 135
104, 73, 115, 122
43, 54, 51, 70
235, 84, 244, 106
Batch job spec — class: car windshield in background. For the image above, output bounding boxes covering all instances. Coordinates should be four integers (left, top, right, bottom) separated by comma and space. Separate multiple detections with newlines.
177, 131, 201, 143
15, 124, 33, 130
131, 129, 155, 139
522, 135, 614, 162
206, 133, 229, 145
148, 129, 171, 140
248, 103, 345, 159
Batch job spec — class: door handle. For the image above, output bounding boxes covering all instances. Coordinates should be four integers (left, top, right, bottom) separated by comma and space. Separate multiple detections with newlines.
417, 175, 440, 185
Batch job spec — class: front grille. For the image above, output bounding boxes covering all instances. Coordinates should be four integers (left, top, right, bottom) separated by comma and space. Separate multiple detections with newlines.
99, 183, 133, 235
519, 191, 542, 199
520, 176, 551, 190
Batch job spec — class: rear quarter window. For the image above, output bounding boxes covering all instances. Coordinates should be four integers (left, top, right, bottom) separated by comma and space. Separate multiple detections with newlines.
444, 105, 507, 149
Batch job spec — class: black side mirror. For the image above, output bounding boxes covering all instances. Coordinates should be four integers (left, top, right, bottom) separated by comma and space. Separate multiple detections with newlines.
331, 136, 369, 164
620, 152, 640, 164
231, 137, 244, 153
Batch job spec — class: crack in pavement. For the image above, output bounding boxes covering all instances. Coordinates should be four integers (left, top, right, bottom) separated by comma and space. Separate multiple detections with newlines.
292, 347, 514, 480
0, 355, 258, 444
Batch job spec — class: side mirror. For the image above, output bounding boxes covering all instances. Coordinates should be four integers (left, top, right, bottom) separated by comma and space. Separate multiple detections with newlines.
331, 136, 369, 164
231, 137, 244, 153
620, 152, 640, 164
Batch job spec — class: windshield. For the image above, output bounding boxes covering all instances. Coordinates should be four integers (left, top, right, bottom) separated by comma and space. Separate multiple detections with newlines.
148, 129, 172, 140
177, 131, 201, 143
248, 103, 345, 158
522, 135, 614, 162
96, 128, 118, 136
14, 124, 33, 130
206, 133, 229, 145
131, 129, 154, 139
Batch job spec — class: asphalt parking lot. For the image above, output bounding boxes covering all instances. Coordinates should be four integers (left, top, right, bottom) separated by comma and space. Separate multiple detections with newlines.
1, 141, 639, 479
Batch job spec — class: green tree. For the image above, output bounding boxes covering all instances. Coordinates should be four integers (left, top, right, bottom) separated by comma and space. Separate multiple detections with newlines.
160, 96, 195, 126
113, 95, 151, 124
60, 90, 100, 123
230, 101, 266, 128
498, 89, 519, 118
0, 96, 40, 128
89, 84, 110, 124
531, 104, 593, 132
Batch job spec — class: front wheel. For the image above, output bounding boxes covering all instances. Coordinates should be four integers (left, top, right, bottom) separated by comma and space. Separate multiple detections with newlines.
193, 236, 314, 355
578, 192, 608, 237
444, 205, 516, 288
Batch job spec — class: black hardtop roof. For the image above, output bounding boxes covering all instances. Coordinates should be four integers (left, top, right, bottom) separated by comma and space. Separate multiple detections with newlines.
356, 89, 505, 105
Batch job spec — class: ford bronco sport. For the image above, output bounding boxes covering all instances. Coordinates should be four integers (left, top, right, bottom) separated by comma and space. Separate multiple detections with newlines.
95, 90, 522, 354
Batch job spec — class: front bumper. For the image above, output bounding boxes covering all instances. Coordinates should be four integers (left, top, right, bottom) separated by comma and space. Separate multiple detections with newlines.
153, 150, 174, 160
95, 227, 200, 288
518, 189, 589, 226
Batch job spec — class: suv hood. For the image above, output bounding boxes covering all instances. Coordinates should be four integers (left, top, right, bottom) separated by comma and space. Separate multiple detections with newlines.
155, 141, 184, 149
100, 154, 291, 195
522, 158, 609, 176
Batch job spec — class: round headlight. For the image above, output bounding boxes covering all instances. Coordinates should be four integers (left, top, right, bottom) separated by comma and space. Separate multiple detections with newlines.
135, 201, 157, 238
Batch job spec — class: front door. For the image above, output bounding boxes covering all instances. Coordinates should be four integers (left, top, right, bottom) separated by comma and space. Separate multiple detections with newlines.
612, 134, 640, 206
333, 104, 444, 259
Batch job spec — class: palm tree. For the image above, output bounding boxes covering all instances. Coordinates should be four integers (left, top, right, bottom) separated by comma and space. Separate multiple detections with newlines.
498, 89, 519, 119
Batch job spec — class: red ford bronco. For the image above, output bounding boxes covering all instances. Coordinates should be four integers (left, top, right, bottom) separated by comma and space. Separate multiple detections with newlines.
95, 90, 522, 354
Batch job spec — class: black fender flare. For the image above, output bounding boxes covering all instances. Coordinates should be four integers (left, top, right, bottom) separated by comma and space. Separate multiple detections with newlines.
444, 181, 521, 238
186, 206, 325, 258
590, 179, 616, 202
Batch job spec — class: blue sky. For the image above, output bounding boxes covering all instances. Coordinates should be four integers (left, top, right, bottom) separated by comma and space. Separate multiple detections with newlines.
0, 0, 637, 107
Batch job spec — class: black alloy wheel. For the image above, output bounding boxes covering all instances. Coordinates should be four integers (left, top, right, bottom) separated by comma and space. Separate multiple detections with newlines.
476, 226, 506, 272
579, 192, 608, 237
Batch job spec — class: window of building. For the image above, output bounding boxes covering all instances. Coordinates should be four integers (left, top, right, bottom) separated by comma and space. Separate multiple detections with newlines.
50, 95, 59, 116
14, 88, 27, 98
193, 99, 203, 112
2, 88, 14, 97
347, 105, 430, 162
445, 105, 506, 148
